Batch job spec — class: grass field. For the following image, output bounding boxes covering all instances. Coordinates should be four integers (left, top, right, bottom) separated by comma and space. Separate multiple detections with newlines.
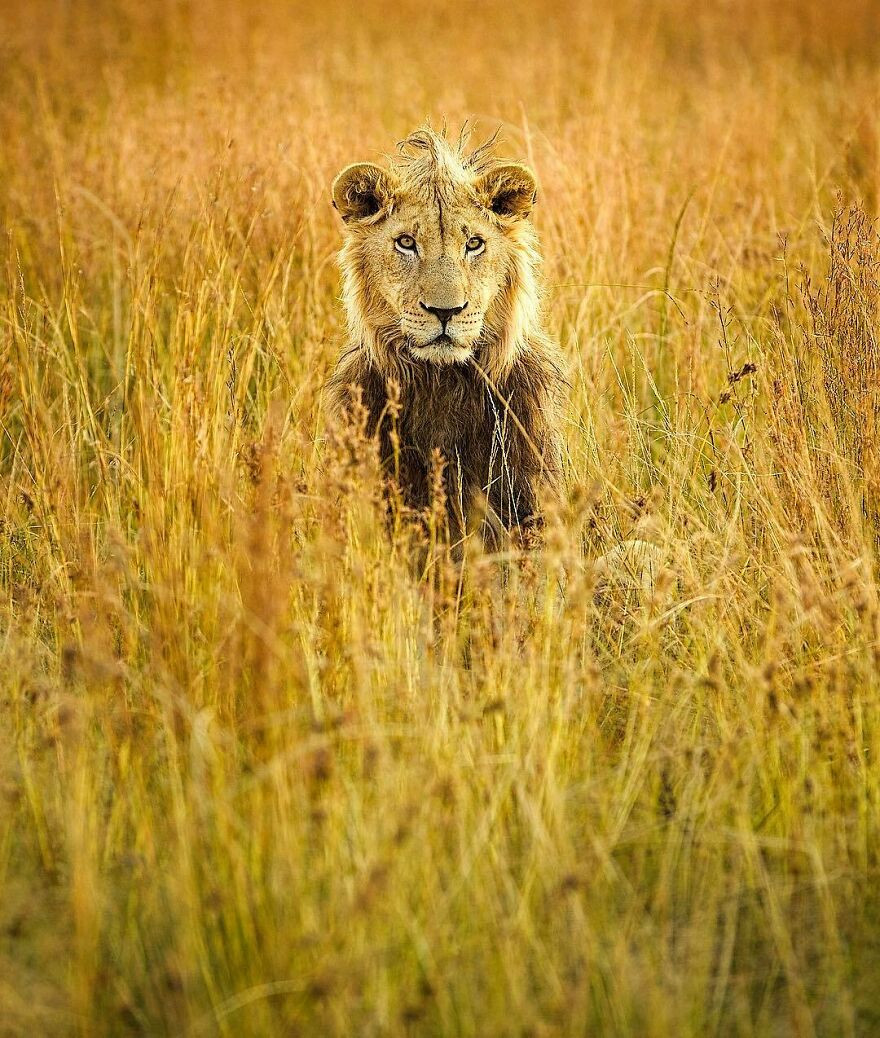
3, 1, 880, 1034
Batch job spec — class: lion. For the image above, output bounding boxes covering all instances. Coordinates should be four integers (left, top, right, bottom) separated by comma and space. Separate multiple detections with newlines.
327, 126, 565, 548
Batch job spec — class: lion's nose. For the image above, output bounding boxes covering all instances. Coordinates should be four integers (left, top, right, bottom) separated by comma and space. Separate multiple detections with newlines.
420, 301, 468, 328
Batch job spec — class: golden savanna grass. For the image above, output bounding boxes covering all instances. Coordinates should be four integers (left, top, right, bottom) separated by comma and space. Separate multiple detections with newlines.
2, 1, 880, 1034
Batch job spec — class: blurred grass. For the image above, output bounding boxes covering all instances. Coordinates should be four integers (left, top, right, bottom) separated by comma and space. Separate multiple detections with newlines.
2, 0, 880, 1034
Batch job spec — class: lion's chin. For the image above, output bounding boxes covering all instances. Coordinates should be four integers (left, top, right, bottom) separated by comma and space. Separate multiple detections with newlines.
408, 338, 473, 365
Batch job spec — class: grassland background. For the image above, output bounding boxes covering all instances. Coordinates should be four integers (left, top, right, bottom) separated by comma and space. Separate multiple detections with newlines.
2, 0, 880, 1034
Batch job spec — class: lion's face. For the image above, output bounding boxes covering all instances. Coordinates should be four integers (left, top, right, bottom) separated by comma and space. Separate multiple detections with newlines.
332, 132, 541, 373
356, 194, 514, 364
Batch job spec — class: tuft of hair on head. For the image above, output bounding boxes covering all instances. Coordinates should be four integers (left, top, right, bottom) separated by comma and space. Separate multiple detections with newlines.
394, 122, 507, 194
460, 123, 504, 176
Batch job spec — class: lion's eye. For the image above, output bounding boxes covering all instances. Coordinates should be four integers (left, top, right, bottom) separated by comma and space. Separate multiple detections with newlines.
395, 234, 417, 254
466, 236, 485, 255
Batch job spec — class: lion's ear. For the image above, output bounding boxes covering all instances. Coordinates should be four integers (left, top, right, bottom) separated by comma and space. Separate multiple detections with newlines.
476, 164, 538, 220
332, 163, 397, 222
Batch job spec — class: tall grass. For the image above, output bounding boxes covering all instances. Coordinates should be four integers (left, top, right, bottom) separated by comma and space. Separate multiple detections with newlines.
2, 1, 880, 1034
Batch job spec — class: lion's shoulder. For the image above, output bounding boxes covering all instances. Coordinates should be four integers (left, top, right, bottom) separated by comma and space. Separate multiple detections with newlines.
326, 347, 385, 416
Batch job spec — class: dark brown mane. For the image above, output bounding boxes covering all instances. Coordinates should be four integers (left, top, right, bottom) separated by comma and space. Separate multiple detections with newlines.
328, 336, 564, 547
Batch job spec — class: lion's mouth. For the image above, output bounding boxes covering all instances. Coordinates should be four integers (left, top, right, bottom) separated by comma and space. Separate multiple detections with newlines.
407, 333, 473, 364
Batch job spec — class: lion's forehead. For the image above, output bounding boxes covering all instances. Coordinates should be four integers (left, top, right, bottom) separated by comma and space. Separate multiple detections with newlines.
394, 204, 476, 235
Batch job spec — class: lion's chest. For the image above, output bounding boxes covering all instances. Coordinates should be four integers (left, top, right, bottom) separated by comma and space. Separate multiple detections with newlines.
399, 376, 495, 466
